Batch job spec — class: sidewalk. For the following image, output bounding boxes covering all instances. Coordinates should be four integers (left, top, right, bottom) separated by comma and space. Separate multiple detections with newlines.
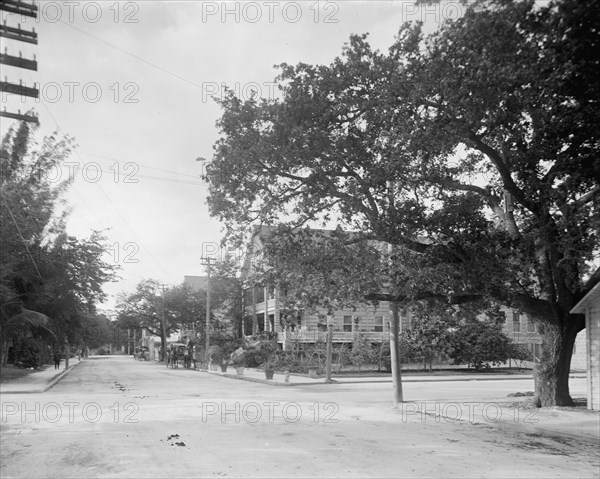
205, 367, 598, 444
205, 365, 586, 386
205, 366, 323, 385
398, 397, 600, 446
0, 359, 82, 394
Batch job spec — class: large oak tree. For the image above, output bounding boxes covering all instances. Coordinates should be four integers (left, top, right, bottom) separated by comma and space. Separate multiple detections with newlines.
206, 0, 599, 406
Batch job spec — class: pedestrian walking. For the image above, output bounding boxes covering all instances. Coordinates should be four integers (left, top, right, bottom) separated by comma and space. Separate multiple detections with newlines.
53, 351, 61, 370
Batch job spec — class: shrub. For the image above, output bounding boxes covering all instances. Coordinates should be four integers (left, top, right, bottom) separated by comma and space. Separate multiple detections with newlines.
243, 349, 263, 368
13, 337, 42, 369
230, 351, 247, 367
446, 320, 523, 369
350, 334, 376, 372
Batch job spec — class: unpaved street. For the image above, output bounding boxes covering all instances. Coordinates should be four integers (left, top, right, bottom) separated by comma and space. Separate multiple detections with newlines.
1, 357, 598, 478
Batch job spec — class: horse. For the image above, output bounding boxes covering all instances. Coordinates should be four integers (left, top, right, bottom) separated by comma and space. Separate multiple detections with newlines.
169, 348, 179, 368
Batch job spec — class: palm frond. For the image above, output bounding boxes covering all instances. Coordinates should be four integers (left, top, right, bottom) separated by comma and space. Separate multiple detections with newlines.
0, 309, 56, 340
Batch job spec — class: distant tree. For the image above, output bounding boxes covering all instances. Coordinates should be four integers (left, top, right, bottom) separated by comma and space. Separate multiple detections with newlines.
116, 261, 242, 361
209, 257, 244, 338
115, 279, 200, 360
350, 333, 377, 372
79, 312, 114, 350
403, 310, 457, 372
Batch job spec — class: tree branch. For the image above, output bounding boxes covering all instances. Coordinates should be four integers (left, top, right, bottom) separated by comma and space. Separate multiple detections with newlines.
571, 185, 600, 208
465, 131, 538, 216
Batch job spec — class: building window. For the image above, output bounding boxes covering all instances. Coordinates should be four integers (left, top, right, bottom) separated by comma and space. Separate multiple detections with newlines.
526, 315, 535, 332
513, 312, 520, 332
400, 310, 411, 331
244, 316, 253, 336
257, 313, 265, 332
254, 284, 265, 303
268, 314, 275, 332
494, 311, 506, 327
243, 287, 252, 306
374, 316, 384, 332
317, 314, 327, 331
343, 315, 352, 332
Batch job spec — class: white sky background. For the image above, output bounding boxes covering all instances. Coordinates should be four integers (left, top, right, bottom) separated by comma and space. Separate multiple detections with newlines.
1, 1, 463, 309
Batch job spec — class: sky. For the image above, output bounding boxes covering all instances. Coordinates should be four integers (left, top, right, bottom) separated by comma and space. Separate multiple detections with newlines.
1, 1, 466, 310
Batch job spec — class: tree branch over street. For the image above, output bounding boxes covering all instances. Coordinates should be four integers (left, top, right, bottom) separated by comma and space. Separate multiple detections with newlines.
205, 0, 600, 407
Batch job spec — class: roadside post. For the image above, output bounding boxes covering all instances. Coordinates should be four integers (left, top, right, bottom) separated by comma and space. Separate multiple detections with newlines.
325, 314, 334, 382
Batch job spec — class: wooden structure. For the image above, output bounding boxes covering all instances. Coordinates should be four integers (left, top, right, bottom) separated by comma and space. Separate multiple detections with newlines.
571, 283, 600, 410
0, 1, 39, 124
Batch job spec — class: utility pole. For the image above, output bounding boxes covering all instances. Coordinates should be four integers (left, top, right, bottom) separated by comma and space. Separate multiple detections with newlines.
325, 314, 334, 383
200, 256, 216, 369
390, 301, 404, 406
0, 0, 40, 125
386, 180, 404, 407
160, 284, 168, 362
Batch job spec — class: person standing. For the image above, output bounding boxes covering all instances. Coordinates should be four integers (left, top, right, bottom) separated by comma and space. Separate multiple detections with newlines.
53, 351, 61, 370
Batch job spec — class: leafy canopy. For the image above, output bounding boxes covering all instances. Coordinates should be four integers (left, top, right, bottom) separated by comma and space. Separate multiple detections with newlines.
207, 0, 599, 319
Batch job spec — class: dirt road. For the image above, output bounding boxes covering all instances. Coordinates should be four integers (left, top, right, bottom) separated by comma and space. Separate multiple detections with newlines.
1, 356, 597, 478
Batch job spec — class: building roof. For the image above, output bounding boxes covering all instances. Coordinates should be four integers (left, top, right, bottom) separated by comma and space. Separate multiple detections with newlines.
183, 275, 208, 292
570, 282, 600, 314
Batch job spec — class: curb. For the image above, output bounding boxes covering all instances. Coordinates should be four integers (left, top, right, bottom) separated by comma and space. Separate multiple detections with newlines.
200, 370, 540, 387
179, 363, 583, 387
0, 360, 83, 394
43, 360, 82, 392
334, 376, 535, 384
202, 370, 308, 386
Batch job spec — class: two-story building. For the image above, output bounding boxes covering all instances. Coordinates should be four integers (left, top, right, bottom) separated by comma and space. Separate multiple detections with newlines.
240, 226, 394, 349
241, 226, 543, 363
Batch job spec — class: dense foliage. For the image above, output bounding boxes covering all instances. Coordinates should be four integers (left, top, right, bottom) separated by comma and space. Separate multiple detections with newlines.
115, 258, 242, 360
1, 123, 117, 366
206, 0, 599, 406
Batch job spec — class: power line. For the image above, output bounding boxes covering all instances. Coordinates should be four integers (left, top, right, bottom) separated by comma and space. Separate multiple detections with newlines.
59, 20, 204, 90
33, 100, 205, 186
32, 99, 177, 283
78, 151, 203, 180
66, 165, 205, 186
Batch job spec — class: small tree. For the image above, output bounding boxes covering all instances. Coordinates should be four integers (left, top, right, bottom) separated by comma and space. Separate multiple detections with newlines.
402, 310, 457, 371
333, 343, 351, 373
350, 333, 376, 372
304, 339, 327, 373
446, 319, 525, 370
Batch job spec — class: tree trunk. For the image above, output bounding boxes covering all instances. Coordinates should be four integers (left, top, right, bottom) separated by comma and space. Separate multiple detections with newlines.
390, 302, 403, 407
535, 317, 579, 407
160, 334, 166, 362
0, 339, 8, 366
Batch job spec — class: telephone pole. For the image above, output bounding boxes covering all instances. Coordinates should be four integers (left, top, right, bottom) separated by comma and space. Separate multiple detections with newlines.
0, 0, 40, 124
160, 284, 168, 362
325, 315, 334, 383
200, 256, 216, 369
